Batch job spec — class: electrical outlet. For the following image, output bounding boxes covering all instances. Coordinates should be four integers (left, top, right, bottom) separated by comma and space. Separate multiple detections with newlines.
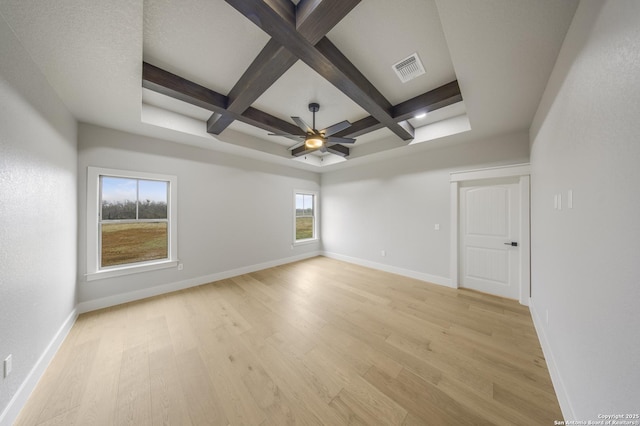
4, 355, 12, 378
381, 250, 386, 257
178, 263, 184, 271
434, 224, 440, 231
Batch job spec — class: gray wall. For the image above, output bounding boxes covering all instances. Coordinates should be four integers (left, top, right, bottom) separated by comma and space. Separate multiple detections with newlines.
77, 124, 321, 306
0, 13, 78, 423
321, 132, 530, 284
530, 0, 640, 419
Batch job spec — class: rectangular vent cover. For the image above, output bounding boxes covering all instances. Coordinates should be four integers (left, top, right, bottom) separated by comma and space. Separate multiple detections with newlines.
392, 53, 426, 83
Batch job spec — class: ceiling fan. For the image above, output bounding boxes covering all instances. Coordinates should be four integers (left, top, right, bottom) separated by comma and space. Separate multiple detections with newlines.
270, 103, 357, 153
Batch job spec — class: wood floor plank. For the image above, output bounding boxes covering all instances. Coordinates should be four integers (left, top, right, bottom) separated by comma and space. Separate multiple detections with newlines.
115, 342, 152, 426
386, 331, 495, 397
316, 323, 404, 378
33, 338, 100, 424
71, 321, 123, 425
332, 374, 408, 426
15, 256, 563, 425
149, 346, 194, 426
231, 273, 282, 303
493, 381, 562, 424
234, 343, 304, 425
327, 395, 375, 426
175, 348, 228, 426
363, 366, 466, 424
435, 373, 534, 425
251, 342, 343, 425
147, 316, 193, 426
201, 325, 268, 425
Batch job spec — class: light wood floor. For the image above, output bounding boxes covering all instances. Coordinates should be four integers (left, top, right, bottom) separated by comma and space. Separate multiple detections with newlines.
16, 256, 562, 425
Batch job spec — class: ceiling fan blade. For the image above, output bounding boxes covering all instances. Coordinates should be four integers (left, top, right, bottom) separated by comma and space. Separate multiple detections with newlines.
292, 116, 313, 133
321, 120, 351, 137
268, 133, 305, 142
287, 141, 306, 151
326, 136, 356, 144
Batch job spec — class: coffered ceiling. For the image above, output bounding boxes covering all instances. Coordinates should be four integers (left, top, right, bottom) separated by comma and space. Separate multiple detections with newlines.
0, 0, 579, 171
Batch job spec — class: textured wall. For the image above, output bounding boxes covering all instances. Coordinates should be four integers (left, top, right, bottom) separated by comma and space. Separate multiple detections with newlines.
530, 0, 640, 419
77, 124, 320, 305
0, 12, 77, 423
321, 132, 530, 284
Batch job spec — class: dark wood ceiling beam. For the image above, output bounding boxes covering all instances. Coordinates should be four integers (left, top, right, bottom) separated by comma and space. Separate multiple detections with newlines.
291, 145, 316, 157
226, 40, 295, 112
326, 144, 350, 157
207, 41, 297, 134
205, 112, 236, 134
295, 0, 360, 42
241, 106, 303, 135
143, 62, 303, 136
208, 0, 360, 135
266, 0, 296, 23
392, 80, 463, 122
291, 143, 350, 157
296, 0, 323, 30
205, 105, 302, 136
332, 80, 463, 138
333, 116, 384, 138
293, 80, 462, 154
142, 62, 227, 114
207, 0, 296, 131
312, 36, 414, 140
224, 0, 414, 141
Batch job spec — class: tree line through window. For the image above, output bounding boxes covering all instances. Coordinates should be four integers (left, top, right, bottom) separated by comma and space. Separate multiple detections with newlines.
295, 192, 315, 241
100, 176, 169, 267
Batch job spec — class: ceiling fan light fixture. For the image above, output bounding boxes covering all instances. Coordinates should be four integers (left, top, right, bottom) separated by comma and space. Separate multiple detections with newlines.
305, 136, 324, 149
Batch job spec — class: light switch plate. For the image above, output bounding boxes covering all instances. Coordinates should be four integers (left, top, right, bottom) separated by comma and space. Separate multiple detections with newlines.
4, 355, 12, 378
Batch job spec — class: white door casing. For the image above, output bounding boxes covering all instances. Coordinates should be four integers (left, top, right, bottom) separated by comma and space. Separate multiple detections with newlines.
450, 164, 531, 305
460, 180, 519, 299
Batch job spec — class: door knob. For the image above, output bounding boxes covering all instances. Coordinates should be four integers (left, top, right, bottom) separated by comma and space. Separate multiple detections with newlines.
504, 242, 518, 247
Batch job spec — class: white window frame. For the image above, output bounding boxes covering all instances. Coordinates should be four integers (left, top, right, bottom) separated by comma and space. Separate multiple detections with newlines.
86, 167, 178, 281
293, 190, 319, 245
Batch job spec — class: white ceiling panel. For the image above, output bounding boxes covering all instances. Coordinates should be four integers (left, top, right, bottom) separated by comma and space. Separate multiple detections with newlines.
252, 60, 369, 128
143, 0, 269, 94
328, 0, 457, 105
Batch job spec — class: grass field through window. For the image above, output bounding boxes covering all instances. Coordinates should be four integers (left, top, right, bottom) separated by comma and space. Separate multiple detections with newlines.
296, 216, 314, 240
101, 222, 168, 267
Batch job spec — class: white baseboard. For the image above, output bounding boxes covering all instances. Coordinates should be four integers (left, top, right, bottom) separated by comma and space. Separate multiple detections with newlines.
77, 250, 452, 314
322, 251, 453, 288
0, 308, 78, 426
77, 251, 322, 313
529, 297, 574, 421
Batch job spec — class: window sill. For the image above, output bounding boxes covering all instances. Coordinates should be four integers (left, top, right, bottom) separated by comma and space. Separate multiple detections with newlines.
86, 260, 178, 281
293, 238, 319, 247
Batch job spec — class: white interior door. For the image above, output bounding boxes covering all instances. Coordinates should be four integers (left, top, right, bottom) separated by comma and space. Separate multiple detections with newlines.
460, 179, 520, 299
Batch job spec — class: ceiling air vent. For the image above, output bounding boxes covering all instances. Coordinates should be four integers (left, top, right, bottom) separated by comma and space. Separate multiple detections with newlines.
392, 53, 426, 83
